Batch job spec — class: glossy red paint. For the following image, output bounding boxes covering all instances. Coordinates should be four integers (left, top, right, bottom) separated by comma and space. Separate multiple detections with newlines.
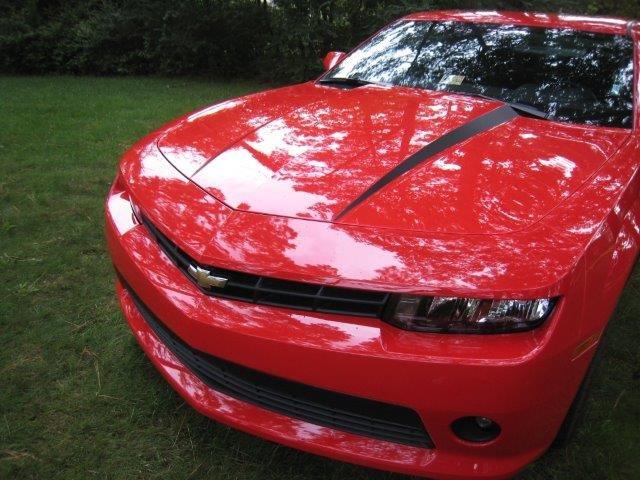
405, 10, 632, 35
159, 84, 629, 235
106, 11, 640, 480
322, 51, 347, 71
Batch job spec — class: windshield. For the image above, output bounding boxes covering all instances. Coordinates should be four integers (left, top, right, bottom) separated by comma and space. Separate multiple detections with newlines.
324, 21, 634, 128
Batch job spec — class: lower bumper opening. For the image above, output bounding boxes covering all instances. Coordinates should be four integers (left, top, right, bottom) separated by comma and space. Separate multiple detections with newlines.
122, 280, 434, 449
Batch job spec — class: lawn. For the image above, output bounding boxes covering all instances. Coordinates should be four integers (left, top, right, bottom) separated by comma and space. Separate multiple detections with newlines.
0, 76, 638, 480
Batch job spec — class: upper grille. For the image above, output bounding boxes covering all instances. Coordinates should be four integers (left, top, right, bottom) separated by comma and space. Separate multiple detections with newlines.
124, 281, 433, 448
139, 214, 391, 318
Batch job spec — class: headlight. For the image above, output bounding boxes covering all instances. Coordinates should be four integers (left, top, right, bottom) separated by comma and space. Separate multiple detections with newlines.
385, 295, 557, 333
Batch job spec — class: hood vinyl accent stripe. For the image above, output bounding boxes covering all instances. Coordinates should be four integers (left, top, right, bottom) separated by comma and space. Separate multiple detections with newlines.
334, 104, 519, 221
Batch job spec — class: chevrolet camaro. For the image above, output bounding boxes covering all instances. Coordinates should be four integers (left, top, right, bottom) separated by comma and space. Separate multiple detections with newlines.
105, 11, 640, 479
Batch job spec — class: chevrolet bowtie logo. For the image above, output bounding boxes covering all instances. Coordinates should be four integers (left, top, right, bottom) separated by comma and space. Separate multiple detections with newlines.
187, 265, 228, 289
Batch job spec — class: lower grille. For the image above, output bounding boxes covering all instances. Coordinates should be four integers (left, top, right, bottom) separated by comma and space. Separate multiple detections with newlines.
138, 213, 390, 318
125, 284, 433, 448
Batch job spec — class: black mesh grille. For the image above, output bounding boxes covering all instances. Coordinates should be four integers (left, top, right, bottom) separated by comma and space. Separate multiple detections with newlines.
139, 214, 390, 318
125, 283, 433, 448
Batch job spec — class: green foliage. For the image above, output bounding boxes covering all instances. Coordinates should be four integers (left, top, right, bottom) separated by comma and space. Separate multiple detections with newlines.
0, 0, 271, 77
0, 0, 638, 81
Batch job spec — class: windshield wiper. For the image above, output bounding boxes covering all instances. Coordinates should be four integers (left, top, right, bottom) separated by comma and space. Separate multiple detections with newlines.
456, 91, 549, 120
317, 77, 374, 88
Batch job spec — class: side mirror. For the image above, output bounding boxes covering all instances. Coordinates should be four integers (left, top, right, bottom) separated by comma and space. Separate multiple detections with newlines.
323, 51, 347, 71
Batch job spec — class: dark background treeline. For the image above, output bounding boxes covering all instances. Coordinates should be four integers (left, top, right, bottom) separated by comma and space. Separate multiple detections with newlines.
1, 0, 638, 82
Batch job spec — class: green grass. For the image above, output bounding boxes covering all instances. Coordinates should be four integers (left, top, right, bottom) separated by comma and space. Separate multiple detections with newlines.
0, 76, 638, 480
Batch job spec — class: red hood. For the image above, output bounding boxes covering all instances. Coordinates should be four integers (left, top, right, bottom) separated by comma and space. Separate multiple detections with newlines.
158, 82, 629, 235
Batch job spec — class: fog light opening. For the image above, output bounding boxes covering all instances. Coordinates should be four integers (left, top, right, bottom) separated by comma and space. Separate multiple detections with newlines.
451, 416, 501, 443
475, 416, 493, 429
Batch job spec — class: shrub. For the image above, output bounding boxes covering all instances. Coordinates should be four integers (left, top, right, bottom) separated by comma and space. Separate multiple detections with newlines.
0, 0, 637, 82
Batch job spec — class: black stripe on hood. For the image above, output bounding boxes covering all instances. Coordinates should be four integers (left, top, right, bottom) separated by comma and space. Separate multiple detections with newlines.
334, 104, 519, 221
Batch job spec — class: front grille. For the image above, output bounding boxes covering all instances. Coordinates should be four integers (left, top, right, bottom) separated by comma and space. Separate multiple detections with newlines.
139, 214, 390, 318
125, 284, 433, 448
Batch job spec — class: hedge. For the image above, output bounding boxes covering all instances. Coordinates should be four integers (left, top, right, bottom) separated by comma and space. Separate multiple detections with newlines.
0, 0, 638, 82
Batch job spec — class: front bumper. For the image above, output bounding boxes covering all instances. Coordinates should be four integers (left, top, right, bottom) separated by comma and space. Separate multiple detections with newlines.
106, 183, 594, 480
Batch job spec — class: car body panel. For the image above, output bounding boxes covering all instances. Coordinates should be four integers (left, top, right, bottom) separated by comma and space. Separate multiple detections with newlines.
405, 10, 631, 35
121, 130, 635, 299
106, 197, 591, 479
159, 83, 629, 234
107, 10, 640, 480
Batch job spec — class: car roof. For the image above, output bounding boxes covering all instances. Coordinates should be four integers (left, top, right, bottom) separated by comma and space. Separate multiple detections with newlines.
404, 10, 635, 36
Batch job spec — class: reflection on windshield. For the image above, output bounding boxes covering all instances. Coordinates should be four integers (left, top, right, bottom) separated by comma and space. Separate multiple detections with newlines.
324, 20, 634, 128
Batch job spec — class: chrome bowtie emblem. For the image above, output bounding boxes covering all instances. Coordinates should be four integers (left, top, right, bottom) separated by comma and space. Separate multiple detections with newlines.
187, 265, 228, 289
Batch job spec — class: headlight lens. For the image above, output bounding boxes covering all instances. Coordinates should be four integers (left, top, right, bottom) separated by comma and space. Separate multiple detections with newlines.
385, 295, 556, 333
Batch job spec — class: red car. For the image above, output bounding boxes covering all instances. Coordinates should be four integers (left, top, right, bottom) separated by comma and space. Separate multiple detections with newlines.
106, 10, 639, 479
